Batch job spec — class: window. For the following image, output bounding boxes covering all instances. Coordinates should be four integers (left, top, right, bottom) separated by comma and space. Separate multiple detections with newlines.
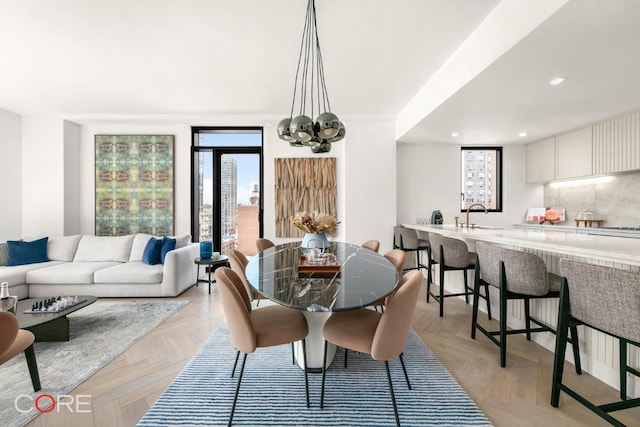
460, 147, 502, 212
191, 127, 263, 256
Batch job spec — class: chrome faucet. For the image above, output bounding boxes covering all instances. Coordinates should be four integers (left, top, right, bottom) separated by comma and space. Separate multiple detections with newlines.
466, 203, 488, 228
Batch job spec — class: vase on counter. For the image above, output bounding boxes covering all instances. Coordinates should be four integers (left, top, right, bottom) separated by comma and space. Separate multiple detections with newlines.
301, 233, 330, 252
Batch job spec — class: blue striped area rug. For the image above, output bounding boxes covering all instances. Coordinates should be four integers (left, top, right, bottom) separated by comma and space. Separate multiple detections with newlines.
137, 326, 493, 427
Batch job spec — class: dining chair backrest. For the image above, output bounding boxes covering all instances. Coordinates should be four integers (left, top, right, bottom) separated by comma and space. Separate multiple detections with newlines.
428, 233, 469, 268
0, 312, 19, 359
560, 259, 640, 343
227, 250, 254, 303
476, 241, 550, 296
361, 240, 380, 253
256, 238, 275, 253
393, 226, 419, 250
371, 270, 422, 361
383, 249, 405, 276
215, 267, 257, 353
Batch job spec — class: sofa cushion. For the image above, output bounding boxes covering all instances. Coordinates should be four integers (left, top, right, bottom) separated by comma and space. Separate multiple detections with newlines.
7, 237, 49, 266
0, 243, 6, 266
74, 235, 134, 262
160, 236, 176, 264
142, 237, 162, 265
129, 233, 191, 262
48, 235, 83, 261
0, 261, 64, 286
94, 261, 163, 284
27, 262, 120, 285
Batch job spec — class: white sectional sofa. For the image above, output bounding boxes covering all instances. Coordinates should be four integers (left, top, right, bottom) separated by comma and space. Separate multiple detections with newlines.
0, 234, 199, 299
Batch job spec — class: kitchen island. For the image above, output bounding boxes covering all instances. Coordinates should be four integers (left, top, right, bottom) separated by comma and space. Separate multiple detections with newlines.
403, 223, 640, 397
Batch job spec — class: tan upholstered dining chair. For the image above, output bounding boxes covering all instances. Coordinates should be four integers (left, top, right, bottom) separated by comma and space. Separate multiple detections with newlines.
255, 238, 275, 253
361, 239, 380, 252
0, 312, 41, 392
320, 270, 422, 427
228, 250, 266, 305
215, 267, 310, 426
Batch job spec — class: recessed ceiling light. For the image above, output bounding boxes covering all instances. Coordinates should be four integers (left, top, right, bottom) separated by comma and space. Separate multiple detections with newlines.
519, 132, 527, 137
549, 77, 566, 86
451, 132, 459, 137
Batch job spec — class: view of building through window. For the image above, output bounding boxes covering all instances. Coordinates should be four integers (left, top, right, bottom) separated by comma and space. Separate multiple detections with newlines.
460, 147, 502, 212
192, 129, 262, 255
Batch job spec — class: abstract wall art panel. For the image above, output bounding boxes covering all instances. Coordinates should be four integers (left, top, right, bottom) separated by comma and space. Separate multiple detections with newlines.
274, 157, 337, 237
95, 135, 174, 236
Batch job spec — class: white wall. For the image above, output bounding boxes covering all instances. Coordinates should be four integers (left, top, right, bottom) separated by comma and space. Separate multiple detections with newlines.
21, 115, 65, 238
0, 108, 22, 241
11, 115, 398, 246
64, 120, 82, 235
396, 142, 543, 227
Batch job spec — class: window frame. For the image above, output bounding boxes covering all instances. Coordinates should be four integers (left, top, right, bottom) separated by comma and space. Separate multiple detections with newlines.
460, 146, 503, 213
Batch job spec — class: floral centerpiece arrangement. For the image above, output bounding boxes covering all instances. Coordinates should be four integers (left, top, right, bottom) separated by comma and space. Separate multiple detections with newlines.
289, 211, 340, 235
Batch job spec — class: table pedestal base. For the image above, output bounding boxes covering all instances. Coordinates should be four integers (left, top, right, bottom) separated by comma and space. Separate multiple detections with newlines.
294, 312, 336, 372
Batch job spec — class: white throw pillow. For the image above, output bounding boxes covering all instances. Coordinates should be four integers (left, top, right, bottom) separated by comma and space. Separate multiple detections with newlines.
47, 235, 83, 261
74, 235, 135, 262
129, 233, 155, 262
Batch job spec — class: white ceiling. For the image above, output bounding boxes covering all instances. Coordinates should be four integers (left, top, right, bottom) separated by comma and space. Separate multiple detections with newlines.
0, 0, 639, 145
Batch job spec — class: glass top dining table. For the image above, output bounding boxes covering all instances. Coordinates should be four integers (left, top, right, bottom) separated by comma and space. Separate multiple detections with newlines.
245, 241, 399, 312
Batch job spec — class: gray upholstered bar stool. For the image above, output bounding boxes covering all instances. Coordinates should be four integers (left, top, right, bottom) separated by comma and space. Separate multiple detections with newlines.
471, 242, 581, 370
428, 233, 491, 318
393, 226, 433, 286
552, 259, 640, 426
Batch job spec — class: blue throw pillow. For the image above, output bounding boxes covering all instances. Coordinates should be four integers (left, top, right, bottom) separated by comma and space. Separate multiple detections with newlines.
142, 237, 163, 265
160, 236, 176, 264
7, 237, 49, 266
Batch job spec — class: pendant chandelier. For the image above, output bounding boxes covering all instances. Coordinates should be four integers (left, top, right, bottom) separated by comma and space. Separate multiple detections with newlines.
277, 0, 345, 154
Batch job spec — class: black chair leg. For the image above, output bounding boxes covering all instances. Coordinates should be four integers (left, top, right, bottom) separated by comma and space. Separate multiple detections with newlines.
524, 297, 532, 340
551, 281, 570, 407
384, 360, 401, 427
302, 339, 310, 408
620, 339, 627, 400
471, 269, 481, 339
570, 325, 582, 375
438, 267, 445, 317
344, 347, 348, 368
321, 340, 328, 408
229, 353, 247, 427
499, 281, 507, 368
463, 269, 470, 304
231, 350, 240, 377
399, 353, 411, 390
24, 344, 41, 392
484, 282, 492, 320
291, 343, 295, 365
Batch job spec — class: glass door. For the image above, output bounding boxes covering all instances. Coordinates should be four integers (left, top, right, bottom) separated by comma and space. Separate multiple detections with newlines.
192, 128, 263, 256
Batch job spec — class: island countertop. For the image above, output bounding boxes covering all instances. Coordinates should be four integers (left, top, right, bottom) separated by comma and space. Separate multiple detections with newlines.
402, 224, 640, 266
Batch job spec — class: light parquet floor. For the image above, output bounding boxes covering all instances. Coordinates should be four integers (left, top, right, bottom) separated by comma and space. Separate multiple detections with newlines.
25, 280, 640, 427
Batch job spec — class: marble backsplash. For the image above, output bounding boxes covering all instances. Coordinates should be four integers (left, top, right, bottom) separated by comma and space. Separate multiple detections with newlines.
544, 171, 640, 227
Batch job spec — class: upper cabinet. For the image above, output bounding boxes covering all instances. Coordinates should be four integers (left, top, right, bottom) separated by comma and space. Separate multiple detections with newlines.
555, 126, 592, 180
526, 137, 555, 183
593, 111, 640, 175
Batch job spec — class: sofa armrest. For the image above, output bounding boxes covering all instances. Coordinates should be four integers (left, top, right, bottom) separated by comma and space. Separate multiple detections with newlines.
161, 243, 199, 296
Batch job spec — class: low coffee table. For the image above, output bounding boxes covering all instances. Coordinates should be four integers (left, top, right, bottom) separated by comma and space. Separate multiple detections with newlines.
16, 295, 97, 342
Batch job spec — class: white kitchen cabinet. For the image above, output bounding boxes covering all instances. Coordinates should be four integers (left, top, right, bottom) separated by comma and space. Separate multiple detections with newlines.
555, 126, 592, 180
593, 111, 640, 174
526, 137, 555, 183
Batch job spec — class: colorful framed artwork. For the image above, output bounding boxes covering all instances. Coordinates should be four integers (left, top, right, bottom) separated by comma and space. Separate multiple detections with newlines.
95, 135, 174, 236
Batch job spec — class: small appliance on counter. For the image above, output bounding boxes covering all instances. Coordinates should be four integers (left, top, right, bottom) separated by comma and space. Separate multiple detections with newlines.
430, 210, 443, 224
